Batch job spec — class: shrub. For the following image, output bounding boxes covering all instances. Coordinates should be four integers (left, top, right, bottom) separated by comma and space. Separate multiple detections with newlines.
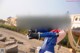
0, 24, 27, 35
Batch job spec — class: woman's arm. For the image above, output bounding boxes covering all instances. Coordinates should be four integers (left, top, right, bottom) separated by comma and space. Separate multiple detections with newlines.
28, 31, 58, 39
39, 32, 57, 37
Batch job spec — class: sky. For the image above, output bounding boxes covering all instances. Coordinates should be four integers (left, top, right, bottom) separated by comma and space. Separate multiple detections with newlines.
0, 0, 80, 19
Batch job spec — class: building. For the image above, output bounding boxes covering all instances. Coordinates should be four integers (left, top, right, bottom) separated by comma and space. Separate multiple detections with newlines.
0, 19, 5, 24
70, 14, 80, 28
5, 16, 17, 26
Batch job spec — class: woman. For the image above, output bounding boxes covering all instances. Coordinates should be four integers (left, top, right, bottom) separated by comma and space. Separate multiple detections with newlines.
28, 28, 66, 53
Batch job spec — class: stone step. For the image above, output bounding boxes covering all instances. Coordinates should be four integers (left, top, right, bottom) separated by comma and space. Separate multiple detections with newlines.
0, 41, 6, 53
5, 40, 16, 46
6, 44, 18, 53
9, 37, 17, 42
0, 37, 6, 42
0, 34, 3, 37
17, 41, 24, 44
9, 37, 15, 39
0, 41, 5, 48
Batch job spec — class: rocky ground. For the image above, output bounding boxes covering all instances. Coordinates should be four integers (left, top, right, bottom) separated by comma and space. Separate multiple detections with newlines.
0, 28, 73, 53
55, 45, 72, 53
